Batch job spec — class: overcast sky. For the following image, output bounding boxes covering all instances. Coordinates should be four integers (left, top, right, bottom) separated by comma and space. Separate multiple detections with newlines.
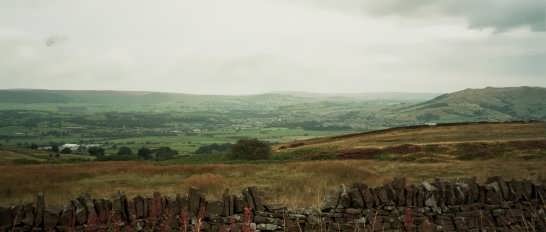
1, 0, 545, 94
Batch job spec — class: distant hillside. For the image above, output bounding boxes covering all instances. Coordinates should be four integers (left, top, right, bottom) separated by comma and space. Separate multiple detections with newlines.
0, 89, 438, 104
1, 87, 545, 128
0, 89, 437, 113
0, 90, 334, 112
0, 89, 300, 105
275, 121, 546, 161
272, 91, 440, 101
399, 86, 546, 122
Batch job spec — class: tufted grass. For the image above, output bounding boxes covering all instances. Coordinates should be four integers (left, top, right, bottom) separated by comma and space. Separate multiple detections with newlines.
1, 159, 545, 209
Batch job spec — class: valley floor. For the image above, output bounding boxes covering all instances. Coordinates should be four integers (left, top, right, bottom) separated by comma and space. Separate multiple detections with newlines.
1, 159, 545, 209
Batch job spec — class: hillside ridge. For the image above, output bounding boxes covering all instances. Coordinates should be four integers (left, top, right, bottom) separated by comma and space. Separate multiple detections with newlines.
276, 121, 546, 151
400, 86, 546, 121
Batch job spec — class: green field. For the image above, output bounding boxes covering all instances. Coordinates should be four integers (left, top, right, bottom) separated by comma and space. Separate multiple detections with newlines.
1, 87, 546, 163
1, 89, 546, 208
0, 89, 432, 160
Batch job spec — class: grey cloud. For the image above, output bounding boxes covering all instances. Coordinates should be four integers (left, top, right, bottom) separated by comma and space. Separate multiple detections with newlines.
304, 0, 546, 32
0, 0, 545, 94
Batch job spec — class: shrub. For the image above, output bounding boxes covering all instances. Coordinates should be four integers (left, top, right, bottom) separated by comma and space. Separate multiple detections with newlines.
60, 147, 72, 154
135, 147, 179, 161
88, 147, 105, 158
51, 145, 59, 153
229, 139, 271, 160
29, 143, 38, 150
117, 146, 133, 156
195, 143, 232, 154
154, 147, 178, 161
137, 147, 153, 160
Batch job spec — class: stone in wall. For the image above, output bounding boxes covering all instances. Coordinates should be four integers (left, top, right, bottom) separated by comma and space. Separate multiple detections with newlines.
1, 177, 545, 231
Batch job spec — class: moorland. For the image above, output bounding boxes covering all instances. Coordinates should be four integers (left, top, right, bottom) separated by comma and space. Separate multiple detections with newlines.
1, 86, 546, 208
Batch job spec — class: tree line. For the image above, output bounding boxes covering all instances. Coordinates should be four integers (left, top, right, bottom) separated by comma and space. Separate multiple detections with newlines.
22, 138, 272, 162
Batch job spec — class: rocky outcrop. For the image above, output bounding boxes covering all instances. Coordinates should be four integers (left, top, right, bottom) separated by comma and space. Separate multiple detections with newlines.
0, 177, 545, 231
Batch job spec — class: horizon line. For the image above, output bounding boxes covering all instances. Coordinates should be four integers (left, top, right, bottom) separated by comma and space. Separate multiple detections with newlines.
1, 85, 542, 97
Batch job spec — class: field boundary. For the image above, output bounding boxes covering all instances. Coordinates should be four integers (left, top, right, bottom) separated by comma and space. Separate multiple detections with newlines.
1, 177, 545, 231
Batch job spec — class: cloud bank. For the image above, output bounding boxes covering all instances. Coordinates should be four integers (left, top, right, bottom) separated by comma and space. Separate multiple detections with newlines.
302, 0, 545, 32
0, 0, 545, 94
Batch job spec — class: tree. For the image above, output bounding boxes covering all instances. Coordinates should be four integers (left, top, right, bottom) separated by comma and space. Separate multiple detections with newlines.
30, 143, 39, 150
137, 147, 153, 160
117, 146, 133, 156
230, 139, 271, 160
154, 147, 178, 161
60, 147, 72, 154
195, 143, 232, 154
51, 145, 59, 153
88, 147, 105, 158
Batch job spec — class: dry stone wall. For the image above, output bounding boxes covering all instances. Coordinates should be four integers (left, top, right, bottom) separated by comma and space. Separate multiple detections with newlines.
1, 177, 545, 231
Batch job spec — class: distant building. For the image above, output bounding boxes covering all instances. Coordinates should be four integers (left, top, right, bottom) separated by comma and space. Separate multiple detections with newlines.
60, 144, 80, 151
38, 146, 52, 151
82, 144, 101, 149
425, 122, 437, 126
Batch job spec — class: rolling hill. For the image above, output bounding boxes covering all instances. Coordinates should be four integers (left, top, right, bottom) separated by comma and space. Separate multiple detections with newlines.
0, 89, 435, 114
275, 121, 546, 161
398, 86, 546, 122
0, 89, 310, 106
0, 89, 436, 105
0, 86, 545, 139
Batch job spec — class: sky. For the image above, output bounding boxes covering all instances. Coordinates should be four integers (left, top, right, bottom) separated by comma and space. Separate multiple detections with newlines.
1, 0, 545, 94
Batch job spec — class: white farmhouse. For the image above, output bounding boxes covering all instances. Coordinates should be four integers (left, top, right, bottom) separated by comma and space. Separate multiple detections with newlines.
60, 144, 80, 152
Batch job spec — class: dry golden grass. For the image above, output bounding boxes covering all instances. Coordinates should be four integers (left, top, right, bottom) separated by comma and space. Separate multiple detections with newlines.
275, 122, 546, 151
1, 159, 545, 209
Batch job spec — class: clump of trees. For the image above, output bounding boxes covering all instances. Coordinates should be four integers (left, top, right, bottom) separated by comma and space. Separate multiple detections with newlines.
88, 147, 105, 158
51, 145, 59, 153
117, 146, 133, 156
154, 147, 178, 160
94, 146, 134, 161
137, 147, 153, 160
87, 145, 179, 161
60, 147, 72, 154
137, 147, 178, 161
195, 143, 232, 154
229, 139, 271, 160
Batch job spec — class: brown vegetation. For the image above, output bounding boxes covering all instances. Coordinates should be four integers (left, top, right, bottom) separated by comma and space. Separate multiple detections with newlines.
2, 122, 546, 210
275, 121, 546, 151
333, 139, 546, 161
1, 159, 546, 209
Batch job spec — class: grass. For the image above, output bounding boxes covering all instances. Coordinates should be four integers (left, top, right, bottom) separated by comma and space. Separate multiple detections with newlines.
1, 159, 545, 209
275, 122, 546, 151
273, 122, 546, 163
0, 148, 95, 165
2, 122, 546, 209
